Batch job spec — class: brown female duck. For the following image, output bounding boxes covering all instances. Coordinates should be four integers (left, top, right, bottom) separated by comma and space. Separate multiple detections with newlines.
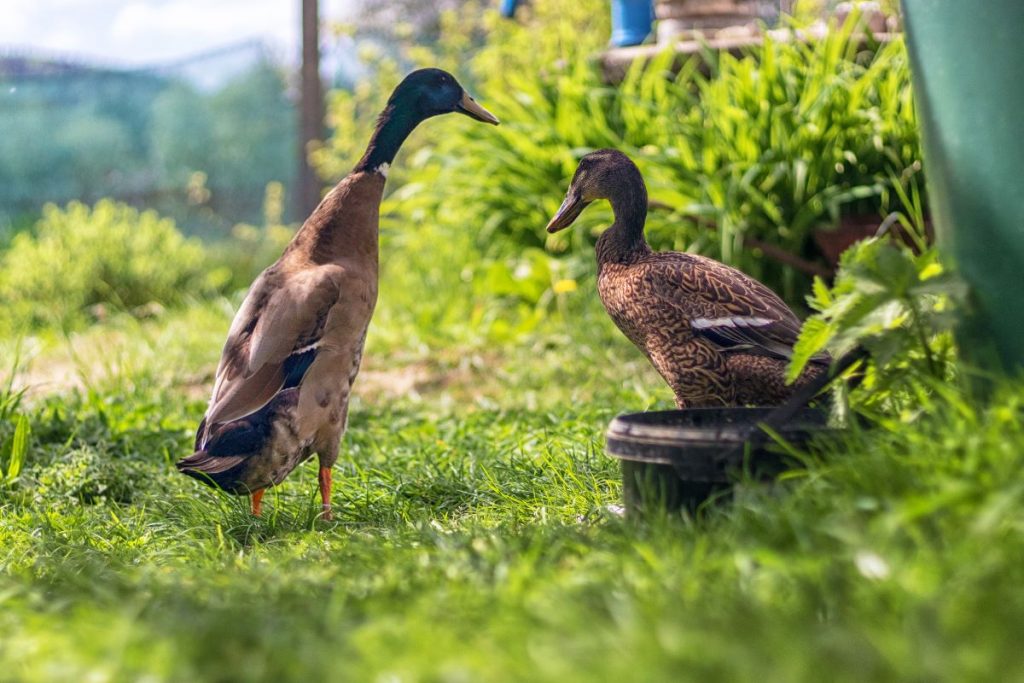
546, 149, 827, 408
177, 69, 498, 519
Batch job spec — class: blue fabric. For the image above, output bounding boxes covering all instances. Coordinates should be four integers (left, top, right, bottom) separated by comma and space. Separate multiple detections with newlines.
611, 0, 654, 47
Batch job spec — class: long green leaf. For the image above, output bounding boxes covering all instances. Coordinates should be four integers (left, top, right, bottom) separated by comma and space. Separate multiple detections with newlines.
4, 414, 29, 482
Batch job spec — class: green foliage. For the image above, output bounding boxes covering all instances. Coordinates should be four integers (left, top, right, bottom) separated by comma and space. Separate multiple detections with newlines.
30, 445, 148, 505
0, 416, 29, 486
317, 0, 921, 309
0, 71, 160, 215
0, 386, 29, 486
0, 350, 29, 486
0, 200, 222, 330
791, 240, 961, 370
682, 26, 920, 278
788, 206, 967, 414
150, 82, 215, 190
204, 63, 298, 223
370, 214, 599, 350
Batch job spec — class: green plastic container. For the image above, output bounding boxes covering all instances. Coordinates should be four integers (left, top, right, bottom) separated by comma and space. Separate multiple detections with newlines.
902, 1, 1024, 372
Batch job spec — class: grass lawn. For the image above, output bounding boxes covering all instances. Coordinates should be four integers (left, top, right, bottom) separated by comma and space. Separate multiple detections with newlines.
2, 293, 1024, 682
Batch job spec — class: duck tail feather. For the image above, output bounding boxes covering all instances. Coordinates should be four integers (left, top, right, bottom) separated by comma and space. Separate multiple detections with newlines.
176, 450, 247, 475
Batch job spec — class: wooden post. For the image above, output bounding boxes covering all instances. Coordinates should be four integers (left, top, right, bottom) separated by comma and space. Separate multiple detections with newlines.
297, 0, 323, 222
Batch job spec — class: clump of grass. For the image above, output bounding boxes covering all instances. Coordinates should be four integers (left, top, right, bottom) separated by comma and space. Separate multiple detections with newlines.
0, 199, 226, 330
676, 24, 920, 294
0, 414, 28, 487
1, 351, 29, 487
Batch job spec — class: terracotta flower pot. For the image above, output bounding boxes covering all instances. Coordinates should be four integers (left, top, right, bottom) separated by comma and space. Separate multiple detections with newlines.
813, 214, 934, 270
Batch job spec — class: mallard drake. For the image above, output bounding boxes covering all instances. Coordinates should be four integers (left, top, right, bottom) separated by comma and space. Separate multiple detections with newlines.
177, 68, 499, 519
546, 149, 828, 408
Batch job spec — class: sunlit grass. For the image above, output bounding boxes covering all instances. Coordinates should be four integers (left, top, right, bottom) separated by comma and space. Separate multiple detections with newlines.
1, 291, 1024, 681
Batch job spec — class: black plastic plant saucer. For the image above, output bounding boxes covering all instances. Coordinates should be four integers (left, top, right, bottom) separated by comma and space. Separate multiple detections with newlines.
606, 407, 831, 514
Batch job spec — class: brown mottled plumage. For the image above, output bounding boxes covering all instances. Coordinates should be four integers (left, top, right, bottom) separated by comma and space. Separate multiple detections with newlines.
177, 69, 498, 519
546, 149, 828, 408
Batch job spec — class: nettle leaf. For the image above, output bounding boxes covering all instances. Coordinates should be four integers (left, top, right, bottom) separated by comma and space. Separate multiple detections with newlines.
820, 290, 877, 332
865, 329, 917, 368
788, 317, 834, 382
861, 300, 909, 334
810, 276, 833, 309
792, 236, 964, 389
909, 272, 969, 300
870, 245, 919, 296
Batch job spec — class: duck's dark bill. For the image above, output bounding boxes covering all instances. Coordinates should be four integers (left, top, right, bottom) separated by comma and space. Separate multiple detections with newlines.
457, 91, 499, 125
546, 193, 588, 233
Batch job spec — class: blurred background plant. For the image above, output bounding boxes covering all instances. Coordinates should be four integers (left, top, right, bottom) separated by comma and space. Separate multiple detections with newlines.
0, 200, 225, 331
0, 0, 933, 366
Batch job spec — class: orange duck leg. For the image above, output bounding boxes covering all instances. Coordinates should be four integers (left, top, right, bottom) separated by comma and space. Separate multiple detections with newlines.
251, 489, 265, 516
319, 466, 333, 521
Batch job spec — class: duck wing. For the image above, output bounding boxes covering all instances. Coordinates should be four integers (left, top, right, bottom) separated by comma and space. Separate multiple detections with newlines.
200, 264, 345, 443
652, 253, 829, 365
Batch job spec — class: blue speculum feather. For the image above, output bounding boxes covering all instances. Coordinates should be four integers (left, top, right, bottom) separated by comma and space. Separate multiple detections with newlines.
205, 406, 275, 458
282, 347, 318, 389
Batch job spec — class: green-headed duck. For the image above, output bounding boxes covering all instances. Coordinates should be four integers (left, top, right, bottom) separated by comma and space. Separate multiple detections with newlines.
177, 69, 499, 519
